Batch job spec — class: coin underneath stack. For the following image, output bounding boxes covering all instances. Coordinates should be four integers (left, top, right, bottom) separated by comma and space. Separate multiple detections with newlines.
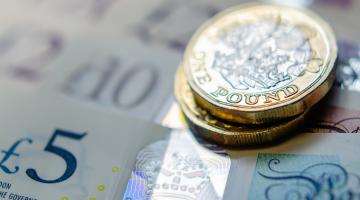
175, 3, 338, 146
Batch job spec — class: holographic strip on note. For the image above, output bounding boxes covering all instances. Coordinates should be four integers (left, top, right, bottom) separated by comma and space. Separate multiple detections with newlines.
123, 130, 231, 200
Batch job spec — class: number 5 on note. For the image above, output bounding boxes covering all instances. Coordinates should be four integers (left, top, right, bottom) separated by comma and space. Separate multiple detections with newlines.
0, 129, 86, 184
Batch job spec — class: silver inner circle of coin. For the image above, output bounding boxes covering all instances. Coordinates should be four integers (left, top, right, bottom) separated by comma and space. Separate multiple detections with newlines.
211, 20, 312, 93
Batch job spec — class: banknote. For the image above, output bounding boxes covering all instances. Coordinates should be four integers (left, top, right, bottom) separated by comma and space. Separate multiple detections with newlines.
0, 90, 173, 199
49, 37, 180, 123
223, 133, 360, 199
0, 16, 181, 122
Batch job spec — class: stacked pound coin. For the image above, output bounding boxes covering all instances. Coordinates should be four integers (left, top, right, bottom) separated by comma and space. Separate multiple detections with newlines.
175, 3, 337, 146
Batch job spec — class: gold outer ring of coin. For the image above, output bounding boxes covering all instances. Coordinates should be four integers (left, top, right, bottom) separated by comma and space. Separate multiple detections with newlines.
175, 66, 307, 146
183, 3, 337, 125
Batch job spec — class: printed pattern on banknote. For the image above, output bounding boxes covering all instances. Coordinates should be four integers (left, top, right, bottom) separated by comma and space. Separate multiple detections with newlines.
249, 153, 360, 200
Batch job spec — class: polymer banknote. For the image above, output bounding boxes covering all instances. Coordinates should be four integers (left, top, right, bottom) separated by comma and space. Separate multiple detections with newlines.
0, 91, 171, 199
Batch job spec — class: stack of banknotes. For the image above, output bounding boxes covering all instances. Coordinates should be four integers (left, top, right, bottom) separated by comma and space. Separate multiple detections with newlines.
0, 0, 359, 199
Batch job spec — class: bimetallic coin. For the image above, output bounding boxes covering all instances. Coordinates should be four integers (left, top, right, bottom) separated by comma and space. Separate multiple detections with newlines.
175, 66, 306, 146
183, 3, 337, 124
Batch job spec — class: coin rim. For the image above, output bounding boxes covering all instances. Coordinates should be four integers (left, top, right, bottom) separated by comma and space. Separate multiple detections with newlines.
175, 65, 307, 146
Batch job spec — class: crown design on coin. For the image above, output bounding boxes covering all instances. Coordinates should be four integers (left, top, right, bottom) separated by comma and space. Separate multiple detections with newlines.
143, 152, 211, 199
212, 20, 314, 91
